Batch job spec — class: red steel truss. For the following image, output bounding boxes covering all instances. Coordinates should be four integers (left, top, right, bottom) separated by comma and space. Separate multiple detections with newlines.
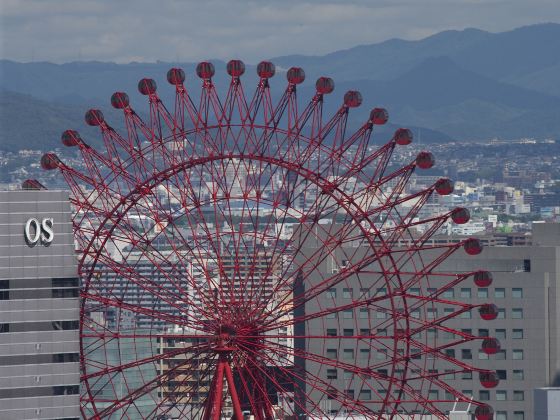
42, 60, 496, 419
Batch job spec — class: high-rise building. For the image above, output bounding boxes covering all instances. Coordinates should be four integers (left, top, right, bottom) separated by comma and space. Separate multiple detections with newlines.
438, 222, 560, 420
0, 189, 80, 420
296, 222, 560, 419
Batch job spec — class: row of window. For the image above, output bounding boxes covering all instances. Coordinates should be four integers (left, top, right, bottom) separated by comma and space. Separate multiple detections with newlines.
322, 308, 524, 319
321, 327, 525, 343
324, 327, 524, 340
458, 348, 524, 360
478, 390, 525, 401
324, 287, 524, 299
325, 368, 525, 381
0, 320, 79, 333
328, 347, 524, 361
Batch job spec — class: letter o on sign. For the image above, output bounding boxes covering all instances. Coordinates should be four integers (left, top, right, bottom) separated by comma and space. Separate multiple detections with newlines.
25, 218, 41, 246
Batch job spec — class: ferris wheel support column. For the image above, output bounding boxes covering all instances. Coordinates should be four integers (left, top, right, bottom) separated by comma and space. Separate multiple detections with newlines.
204, 359, 225, 420
223, 360, 244, 420
204, 344, 244, 420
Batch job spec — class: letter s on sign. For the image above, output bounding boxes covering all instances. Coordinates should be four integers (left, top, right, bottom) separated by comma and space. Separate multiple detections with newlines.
41, 218, 54, 244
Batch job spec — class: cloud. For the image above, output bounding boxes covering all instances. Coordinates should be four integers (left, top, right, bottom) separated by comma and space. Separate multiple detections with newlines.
1, 0, 559, 63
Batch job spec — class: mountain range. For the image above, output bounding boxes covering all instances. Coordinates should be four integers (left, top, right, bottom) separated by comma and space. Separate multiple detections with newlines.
1, 23, 559, 152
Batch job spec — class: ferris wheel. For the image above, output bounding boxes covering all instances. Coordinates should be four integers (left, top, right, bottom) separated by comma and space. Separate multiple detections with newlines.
42, 59, 498, 419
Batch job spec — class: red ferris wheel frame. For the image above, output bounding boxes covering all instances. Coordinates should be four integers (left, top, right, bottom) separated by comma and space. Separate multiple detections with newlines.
42, 59, 498, 420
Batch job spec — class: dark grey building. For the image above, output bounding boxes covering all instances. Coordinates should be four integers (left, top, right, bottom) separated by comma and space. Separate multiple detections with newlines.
0, 190, 80, 419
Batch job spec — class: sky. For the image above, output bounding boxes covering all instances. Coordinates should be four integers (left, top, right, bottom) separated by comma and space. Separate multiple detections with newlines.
1, 0, 560, 64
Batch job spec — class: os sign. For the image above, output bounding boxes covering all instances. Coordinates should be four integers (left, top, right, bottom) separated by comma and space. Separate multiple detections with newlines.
24, 218, 54, 246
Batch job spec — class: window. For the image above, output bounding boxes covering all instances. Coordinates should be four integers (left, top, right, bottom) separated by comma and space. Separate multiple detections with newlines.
327, 312, 337, 319
495, 288, 505, 298
462, 390, 472, 398
460, 288, 471, 298
498, 308, 506, 319
461, 349, 472, 360
478, 350, 489, 360
462, 371, 472, 380
496, 370, 507, 380
343, 309, 353, 319
512, 349, 524, 360
359, 389, 371, 400
495, 329, 507, 339
512, 308, 523, 319
53, 353, 79, 363
52, 277, 79, 288
376, 311, 386, 319
512, 288, 523, 298
326, 349, 337, 359
478, 328, 489, 337
513, 370, 524, 380
359, 288, 370, 298
444, 370, 455, 380
343, 328, 354, 337
345, 389, 354, 399
496, 390, 507, 401
477, 288, 488, 298
443, 331, 455, 339
376, 350, 387, 360
460, 310, 472, 319
377, 287, 386, 295
428, 390, 439, 400
443, 289, 454, 298
512, 329, 524, 339
496, 412, 507, 420
326, 288, 336, 298
359, 308, 369, 319
445, 349, 455, 358
327, 328, 337, 337
53, 385, 79, 395
513, 412, 525, 420
359, 328, 370, 336
0, 324, 9, 333
343, 370, 353, 380
343, 288, 353, 299
52, 320, 79, 330
0, 280, 9, 300
496, 350, 506, 360
427, 329, 437, 339
513, 391, 524, 401
343, 349, 354, 360
427, 308, 437, 319
411, 309, 421, 318
523, 259, 531, 272
377, 328, 387, 335
326, 369, 338, 379
479, 390, 490, 401
359, 348, 370, 359
410, 288, 420, 296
